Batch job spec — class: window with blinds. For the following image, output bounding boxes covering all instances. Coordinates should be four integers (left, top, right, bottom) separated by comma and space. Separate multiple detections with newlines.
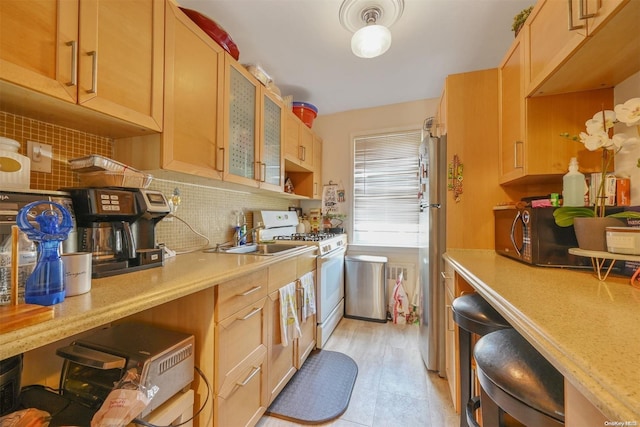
353, 130, 422, 246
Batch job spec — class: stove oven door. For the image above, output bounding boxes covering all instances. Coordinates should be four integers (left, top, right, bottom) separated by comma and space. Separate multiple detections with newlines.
316, 246, 346, 324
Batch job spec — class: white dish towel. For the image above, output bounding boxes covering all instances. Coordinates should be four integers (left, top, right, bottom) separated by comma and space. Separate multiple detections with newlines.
299, 272, 316, 322
279, 282, 301, 347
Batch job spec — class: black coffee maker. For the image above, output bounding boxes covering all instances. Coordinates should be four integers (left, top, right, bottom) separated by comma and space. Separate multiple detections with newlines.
68, 188, 170, 278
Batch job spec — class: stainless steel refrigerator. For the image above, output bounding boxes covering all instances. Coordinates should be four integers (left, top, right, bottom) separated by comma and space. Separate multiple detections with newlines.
418, 133, 446, 376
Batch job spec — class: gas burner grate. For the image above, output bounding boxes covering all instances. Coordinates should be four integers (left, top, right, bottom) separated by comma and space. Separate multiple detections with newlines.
275, 233, 337, 242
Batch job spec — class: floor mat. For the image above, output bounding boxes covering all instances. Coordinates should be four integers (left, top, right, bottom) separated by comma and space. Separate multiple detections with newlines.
266, 349, 358, 424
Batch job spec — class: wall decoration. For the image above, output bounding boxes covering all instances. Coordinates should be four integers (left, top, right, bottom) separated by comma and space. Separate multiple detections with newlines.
448, 154, 463, 202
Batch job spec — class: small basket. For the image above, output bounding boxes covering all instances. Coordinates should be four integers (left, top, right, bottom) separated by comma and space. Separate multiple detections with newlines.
68, 155, 131, 173
76, 170, 152, 188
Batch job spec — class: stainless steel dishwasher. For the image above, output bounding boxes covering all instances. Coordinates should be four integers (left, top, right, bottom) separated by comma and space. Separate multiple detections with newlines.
344, 255, 388, 322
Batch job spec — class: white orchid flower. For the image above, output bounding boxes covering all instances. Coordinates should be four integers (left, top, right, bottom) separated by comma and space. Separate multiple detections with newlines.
614, 97, 640, 126
580, 131, 609, 150
587, 110, 616, 133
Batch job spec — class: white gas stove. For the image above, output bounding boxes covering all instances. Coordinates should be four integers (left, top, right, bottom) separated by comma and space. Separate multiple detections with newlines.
254, 210, 347, 348
254, 211, 346, 256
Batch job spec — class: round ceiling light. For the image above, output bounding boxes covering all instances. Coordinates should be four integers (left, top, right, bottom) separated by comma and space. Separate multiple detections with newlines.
339, 0, 404, 59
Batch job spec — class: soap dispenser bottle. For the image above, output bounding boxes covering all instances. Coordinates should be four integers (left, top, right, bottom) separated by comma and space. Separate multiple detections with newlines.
562, 157, 586, 207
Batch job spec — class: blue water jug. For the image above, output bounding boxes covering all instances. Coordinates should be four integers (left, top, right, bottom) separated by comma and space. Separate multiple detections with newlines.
17, 201, 73, 306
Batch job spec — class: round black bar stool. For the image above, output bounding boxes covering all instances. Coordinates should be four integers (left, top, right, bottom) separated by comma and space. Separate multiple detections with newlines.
472, 328, 565, 426
452, 293, 511, 427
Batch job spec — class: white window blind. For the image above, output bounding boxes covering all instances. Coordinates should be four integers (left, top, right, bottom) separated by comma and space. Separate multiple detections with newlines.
353, 130, 422, 246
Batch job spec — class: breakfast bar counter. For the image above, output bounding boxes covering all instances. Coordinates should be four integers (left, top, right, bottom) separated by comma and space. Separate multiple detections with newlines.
444, 249, 640, 424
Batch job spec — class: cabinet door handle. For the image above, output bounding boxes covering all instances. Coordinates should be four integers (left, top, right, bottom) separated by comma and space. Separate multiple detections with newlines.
446, 305, 455, 331
217, 147, 225, 172
238, 285, 262, 297
302, 145, 306, 161
66, 41, 77, 87
514, 141, 524, 169
578, 0, 596, 19
441, 272, 453, 280
87, 51, 98, 94
239, 306, 262, 321
237, 366, 261, 387
261, 162, 267, 182
567, 0, 584, 30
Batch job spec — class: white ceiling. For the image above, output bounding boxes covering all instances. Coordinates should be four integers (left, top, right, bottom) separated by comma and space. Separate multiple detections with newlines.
178, 0, 534, 115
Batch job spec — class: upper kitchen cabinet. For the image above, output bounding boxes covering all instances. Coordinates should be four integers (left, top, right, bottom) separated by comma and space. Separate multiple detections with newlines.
499, 40, 613, 185
222, 55, 261, 188
259, 89, 285, 192
113, 0, 224, 180
0, 0, 164, 133
526, 0, 638, 96
284, 111, 314, 171
283, 111, 324, 199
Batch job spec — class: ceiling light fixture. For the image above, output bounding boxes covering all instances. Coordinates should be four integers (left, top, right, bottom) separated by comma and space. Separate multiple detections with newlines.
339, 0, 404, 59
351, 8, 391, 58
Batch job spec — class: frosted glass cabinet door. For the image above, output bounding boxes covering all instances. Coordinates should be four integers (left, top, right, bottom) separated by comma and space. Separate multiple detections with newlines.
229, 66, 257, 179
223, 56, 260, 188
261, 91, 283, 191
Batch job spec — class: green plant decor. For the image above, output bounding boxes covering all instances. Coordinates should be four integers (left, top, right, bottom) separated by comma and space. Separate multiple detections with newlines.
512, 6, 533, 34
553, 207, 640, 227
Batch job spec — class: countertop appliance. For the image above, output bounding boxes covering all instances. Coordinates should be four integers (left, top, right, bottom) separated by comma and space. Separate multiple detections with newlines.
418, 132, 446, 376
54, 322, 195, 421
254, 210, 347, 347
494, 205, 591, 268
68, 188, 170, 277
0, 189, 77, 305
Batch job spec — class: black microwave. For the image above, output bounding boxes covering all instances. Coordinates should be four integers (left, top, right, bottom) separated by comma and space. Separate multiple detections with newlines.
493, 205, 590, 267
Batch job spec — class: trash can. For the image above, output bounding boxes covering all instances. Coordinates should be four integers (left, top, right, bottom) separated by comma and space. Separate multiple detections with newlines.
344, 255, 388, 322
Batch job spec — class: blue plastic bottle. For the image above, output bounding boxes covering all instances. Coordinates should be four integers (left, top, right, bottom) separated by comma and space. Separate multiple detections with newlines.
17, 201, 73, 306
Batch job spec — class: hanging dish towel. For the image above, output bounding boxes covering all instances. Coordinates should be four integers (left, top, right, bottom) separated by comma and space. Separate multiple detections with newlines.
279, 282, 301, 347
299, 272, 316, 322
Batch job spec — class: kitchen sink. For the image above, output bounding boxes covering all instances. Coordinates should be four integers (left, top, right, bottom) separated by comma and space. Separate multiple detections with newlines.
204, 243, 306, 256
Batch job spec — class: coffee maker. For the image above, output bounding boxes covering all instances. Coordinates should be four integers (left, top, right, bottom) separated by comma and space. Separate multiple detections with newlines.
68, 188, 170, 278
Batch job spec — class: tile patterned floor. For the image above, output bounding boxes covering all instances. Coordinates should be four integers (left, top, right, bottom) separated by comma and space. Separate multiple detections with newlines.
257, 318, 459, 427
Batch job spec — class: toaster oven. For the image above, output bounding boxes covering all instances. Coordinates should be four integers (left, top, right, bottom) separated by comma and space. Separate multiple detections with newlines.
56, 322, 194, 419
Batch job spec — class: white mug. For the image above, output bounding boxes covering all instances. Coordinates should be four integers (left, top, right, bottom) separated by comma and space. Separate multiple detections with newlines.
62, 252, 92, 296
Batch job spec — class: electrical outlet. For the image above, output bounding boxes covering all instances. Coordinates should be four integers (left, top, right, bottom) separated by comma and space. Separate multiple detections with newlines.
27, 141, 52, 173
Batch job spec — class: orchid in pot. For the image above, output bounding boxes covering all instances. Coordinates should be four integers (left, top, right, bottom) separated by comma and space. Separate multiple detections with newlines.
554, 98, 640, 249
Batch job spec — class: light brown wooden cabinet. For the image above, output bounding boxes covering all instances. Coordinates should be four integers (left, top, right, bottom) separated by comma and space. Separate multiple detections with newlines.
498, 29, 613, 186
284, 110, 324, 199
266, 255, 317, 404
222, 55, 285, 191
114, 0, 224, 180
0, 0, 164, 132
284, 111, 314, 170
443, 259, 458, 413
214, 269, 269, 427
526, 0, 637, 97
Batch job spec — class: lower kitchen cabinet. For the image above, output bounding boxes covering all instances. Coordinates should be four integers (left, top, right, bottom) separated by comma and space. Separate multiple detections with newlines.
214, 269, 269, 426
443, 259, 475, 414
266, 255, 317, 403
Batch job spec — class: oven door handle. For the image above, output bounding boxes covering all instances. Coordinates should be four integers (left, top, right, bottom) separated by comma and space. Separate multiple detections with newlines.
320, 246, 347, 260
56, 345, 126, 370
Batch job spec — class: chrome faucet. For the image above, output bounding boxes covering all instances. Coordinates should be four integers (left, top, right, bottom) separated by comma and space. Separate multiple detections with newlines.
234, 223, 265, 246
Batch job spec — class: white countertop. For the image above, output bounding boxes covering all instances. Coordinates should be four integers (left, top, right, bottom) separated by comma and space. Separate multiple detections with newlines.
444, 249, 640, 422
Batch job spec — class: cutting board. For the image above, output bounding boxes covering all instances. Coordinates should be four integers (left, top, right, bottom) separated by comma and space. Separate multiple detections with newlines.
0, 304, 54, 334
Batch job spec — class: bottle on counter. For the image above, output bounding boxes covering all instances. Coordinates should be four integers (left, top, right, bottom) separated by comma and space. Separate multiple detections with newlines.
562, 157, 586, 207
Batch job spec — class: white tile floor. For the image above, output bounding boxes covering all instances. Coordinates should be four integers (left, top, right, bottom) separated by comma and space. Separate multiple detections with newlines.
257, 318, 459, 427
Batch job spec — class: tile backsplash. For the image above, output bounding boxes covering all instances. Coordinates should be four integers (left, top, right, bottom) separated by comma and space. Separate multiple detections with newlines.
1, 112, 298, 251
0, 111, 112, 190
